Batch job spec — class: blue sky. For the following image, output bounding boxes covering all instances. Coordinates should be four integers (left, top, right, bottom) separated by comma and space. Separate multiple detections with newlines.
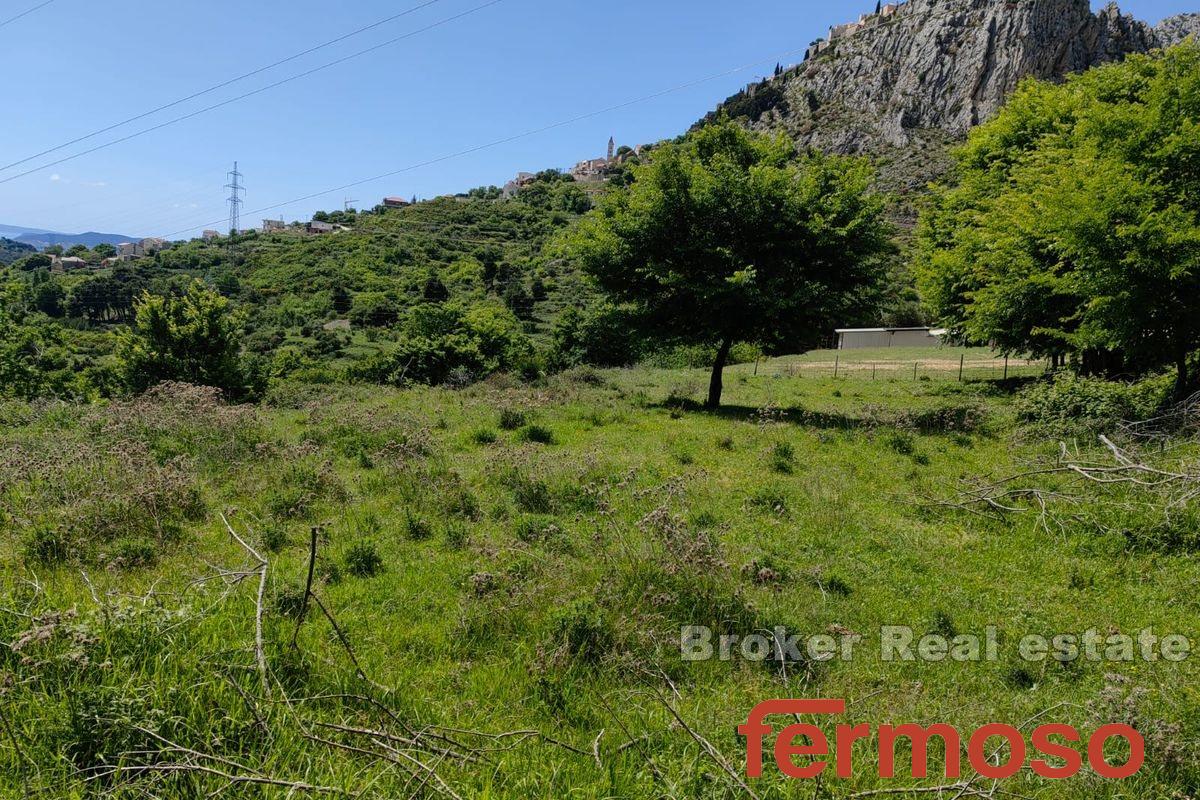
0, 0, 1194, 238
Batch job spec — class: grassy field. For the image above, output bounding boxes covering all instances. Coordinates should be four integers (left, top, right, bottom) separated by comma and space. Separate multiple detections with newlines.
750, 346, 1047, 382
0, 352, 1196, 798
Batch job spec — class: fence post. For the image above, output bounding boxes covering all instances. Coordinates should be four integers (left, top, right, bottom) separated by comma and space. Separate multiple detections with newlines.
959, 354, 964, 382
872, 363, 876, 381
913, 362, 918, 381
1004, 356, 1009, 381
834, 354, 839, 379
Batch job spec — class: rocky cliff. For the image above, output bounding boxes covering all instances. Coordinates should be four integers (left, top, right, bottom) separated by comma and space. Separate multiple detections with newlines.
701, 0, 1200, 198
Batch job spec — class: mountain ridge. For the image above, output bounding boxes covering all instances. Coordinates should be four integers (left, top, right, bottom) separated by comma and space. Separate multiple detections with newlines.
700, 0, 1200, 199
0, 226, 143, 250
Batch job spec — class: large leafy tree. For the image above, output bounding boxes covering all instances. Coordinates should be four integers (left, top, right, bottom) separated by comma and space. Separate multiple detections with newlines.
916, 45, 1200, 395
116, 281, 248, 396
563, 119, 893, 407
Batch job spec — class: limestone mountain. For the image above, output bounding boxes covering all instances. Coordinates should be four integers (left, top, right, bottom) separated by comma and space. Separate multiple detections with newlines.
700, 0, 1200, 200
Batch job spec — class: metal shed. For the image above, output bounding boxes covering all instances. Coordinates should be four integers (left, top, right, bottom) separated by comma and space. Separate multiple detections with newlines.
835, 327, 944, 350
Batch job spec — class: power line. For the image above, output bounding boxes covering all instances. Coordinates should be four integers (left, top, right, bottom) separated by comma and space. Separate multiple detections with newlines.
0, 0, 53, 29
0, 0, 506, 186
156, 47, 807, 240
0, 0, 445, 173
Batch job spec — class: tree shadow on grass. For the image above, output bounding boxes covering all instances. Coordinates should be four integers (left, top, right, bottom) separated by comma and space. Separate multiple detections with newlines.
656, 399, 992, 435
656, 400, 870, 431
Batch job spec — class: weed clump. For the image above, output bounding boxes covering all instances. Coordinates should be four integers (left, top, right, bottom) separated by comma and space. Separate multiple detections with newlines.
404, 511, 434, 541
746, 486, 790, 516
471, 428, 498, 445
518, 424, 556, 445
344, 541, 384, 577
742, 556, 789, 585
21, 527, 72, 565
498, 409, 527, 431
444, 522, 470, 550
770, 441, 796, 473
105, 537, 157, 570
551, 598, 614, 665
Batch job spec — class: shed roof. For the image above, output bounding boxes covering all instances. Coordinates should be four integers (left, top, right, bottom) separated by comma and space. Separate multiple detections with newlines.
835, 327, 936, 334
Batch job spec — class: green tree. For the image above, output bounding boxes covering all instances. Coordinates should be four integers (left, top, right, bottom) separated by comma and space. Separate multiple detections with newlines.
32, 282, 65, 317
548, 302, 643, 370
422, 274, 450, 302
116, 281, 248, 396
562, 119, 892, 407
350, 292, 400, 327
14, 253, 52, 271
915, 45, 1200, 395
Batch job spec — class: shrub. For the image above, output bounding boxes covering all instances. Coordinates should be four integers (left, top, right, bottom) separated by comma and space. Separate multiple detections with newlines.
557, 365, 608, 386
345, 302, 533, 387
115, 282, 254, 399
1016, 373, 1171, 435
904, 401, 987, 434
646, 341, 763, 369
344, 541, 383, 577
546, 303, 643, 370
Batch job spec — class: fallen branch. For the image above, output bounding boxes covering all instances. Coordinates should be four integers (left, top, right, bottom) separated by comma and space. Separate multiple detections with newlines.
221, 511, 270, 697
642, 671, 762, 800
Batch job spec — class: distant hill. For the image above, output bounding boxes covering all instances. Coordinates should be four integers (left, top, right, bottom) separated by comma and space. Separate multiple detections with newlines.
0, 237, 35, 264
11, 229, 142, 250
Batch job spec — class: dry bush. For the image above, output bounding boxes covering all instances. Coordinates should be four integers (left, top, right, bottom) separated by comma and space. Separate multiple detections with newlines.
301, 403, 434, 469
0, 383, 265, 566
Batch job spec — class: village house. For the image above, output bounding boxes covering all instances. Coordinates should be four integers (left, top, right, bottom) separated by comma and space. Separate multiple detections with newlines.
262, 219, 286, 233
202, 230, 221, 241
570, 157, 609, 180
382, 196, 411, 209
502, 172, 537, 197
57, 256, 88, 271
115, 237, 169, 258
99, 254, 137, 269
307, 220, 335, 235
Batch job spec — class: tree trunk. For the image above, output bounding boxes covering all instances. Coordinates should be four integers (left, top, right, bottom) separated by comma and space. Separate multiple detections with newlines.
707, 337, 734, 409
1176, 344, 1191, 401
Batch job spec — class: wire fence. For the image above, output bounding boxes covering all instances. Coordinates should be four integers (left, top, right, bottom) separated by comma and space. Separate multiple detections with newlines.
746, 354, 1048, 383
